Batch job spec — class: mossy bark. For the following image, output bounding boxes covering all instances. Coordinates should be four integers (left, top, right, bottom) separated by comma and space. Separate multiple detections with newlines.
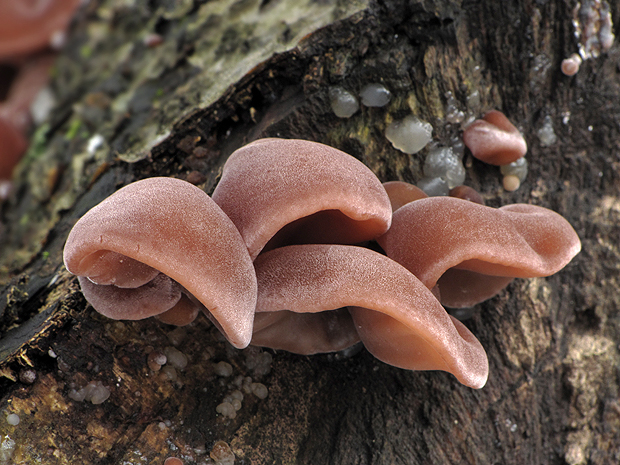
1, 0, 619, 463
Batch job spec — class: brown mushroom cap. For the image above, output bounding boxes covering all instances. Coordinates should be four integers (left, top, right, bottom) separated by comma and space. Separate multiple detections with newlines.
253, 244, 488, 388
63, 177, 257, 348
449, 185, 485, 205
78, 274, 183, 321
462, 110, 527, 166
378, 197, 581, 307
212, 138, 392, 259
382, 181, 428, 211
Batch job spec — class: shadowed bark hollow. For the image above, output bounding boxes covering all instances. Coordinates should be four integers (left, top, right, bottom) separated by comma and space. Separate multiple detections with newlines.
1, 0, 619, 464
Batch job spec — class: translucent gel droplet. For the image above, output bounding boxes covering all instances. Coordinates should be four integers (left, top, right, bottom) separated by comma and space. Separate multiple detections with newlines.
329, 87, 359, 118
385, 116, 433, 154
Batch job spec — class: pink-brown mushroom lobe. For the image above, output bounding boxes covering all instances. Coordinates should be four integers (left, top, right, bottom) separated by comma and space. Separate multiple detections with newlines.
382, 181, 428, 211
78, 274, 183, 321
212, 138, 392, 260
449, 185, 485, 205
252, 308, 359, 355
155, 294, 201, 326
0, 0, 82, 60
462, 110, 527, 166
63, 177, 257, 348
437, 270, 514, 308
378, 197, 581, 307
252, 244, 488, 388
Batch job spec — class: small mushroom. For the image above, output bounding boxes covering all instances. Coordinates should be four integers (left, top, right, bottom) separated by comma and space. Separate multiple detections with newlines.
561, 53, 582, 76
212, 138, 392, 259
378, 197, 581, 307
252, 244, 489, 388
462, 110, 527, 165
63, 177, 257, 348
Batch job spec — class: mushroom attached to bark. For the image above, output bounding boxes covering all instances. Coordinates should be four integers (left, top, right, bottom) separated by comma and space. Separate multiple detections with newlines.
462, 110, 527, 165
212, 138, 392, 259
382, 181, 428, 211
252, 244, 489, 388
378, 197, 581, 308
63, 177, 257, 348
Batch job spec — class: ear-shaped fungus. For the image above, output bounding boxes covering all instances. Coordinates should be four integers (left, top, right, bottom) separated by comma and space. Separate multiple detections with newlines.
63, 177, 257, 348
382, 181, 428, 211
0, 0, 81, 60
212, 138, 392, 259
252, 244, 489, 388
378, 197, 581, 308
462, 110, 527, 166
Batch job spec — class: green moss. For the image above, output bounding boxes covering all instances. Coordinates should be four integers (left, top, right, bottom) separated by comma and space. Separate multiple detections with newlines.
21, 124, 50, 163
65, 119, 82, 140
80, 44, 93, 59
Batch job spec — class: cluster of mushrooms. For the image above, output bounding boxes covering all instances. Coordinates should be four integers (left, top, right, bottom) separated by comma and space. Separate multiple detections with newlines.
63, 138, 581, 389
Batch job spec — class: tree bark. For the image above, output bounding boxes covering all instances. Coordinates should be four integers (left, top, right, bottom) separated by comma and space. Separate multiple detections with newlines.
1, 0, 619, 464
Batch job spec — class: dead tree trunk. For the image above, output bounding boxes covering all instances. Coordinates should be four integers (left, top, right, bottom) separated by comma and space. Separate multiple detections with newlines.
1, 0, 619, 463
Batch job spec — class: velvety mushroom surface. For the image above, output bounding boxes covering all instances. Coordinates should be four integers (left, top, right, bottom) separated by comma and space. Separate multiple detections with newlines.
462, 110, 527, 166
212, 138, 392, 259
63, 177, 257, 348
252, 244, 489, 388
62, 136, 583, 388
382, 180, 428, 211
378, 197, 581, 307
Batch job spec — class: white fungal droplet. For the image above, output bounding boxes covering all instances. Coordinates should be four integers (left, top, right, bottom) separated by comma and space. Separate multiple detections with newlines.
89, 384, 111, 405
166, 327, 187, 346
215, 402, 237, 419
87, 134, 105, 155
500, 157, 528, 182
385, 115, 433, 154
417, 177, 449, 197
423, 146, 466, 188
360, 83, 391, 107
5, 414, 19, 426
164, 346, 188, 371
466, 90, 481, 111
68, 388, 86, 402
210, 440, 236, 465
0, 436, 16, 462
328, 87, 359, 118
30, 87, 55, 125
161, 365, 178, 381
67, 381, 111, 404
251, 383, 269, 399
213, 361, 233, 377
444, 91, 465, 124
537, 116, 557, 147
